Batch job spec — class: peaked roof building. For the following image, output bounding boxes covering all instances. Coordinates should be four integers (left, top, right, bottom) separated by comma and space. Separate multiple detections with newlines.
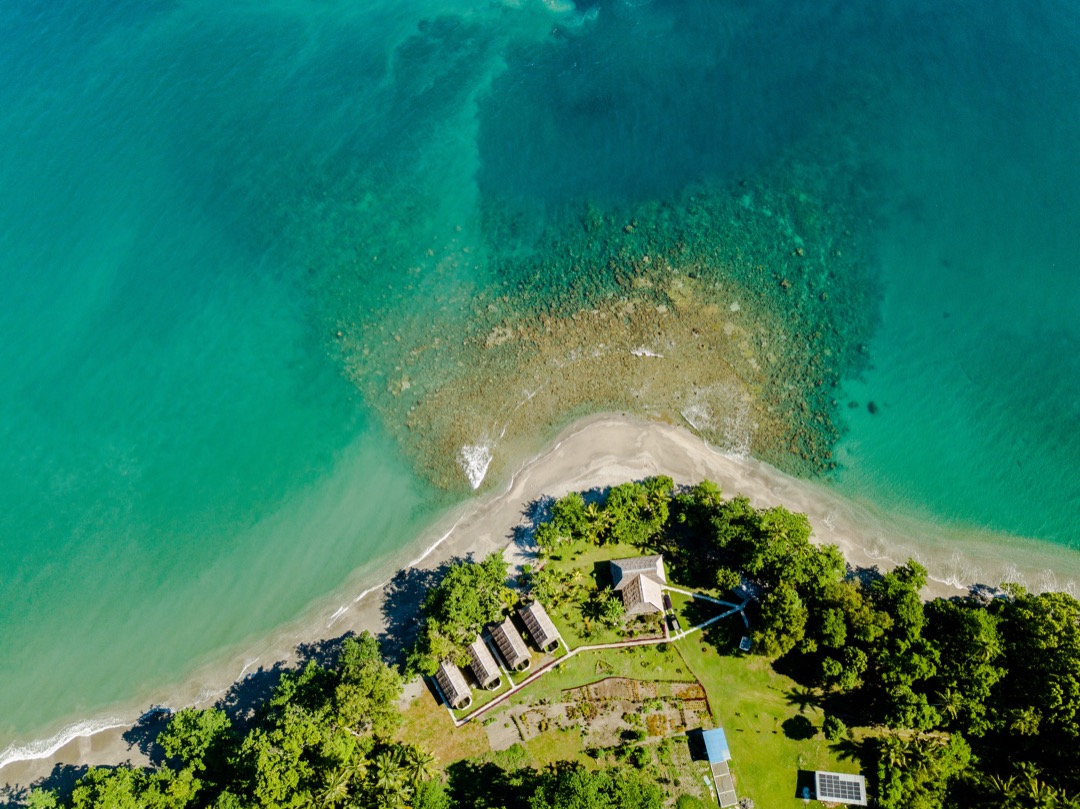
467, 637, 501, 690
490, 616, 531, 671
435, 660, 472, 710
518, 601, 562, 652
610, 554, 667, 615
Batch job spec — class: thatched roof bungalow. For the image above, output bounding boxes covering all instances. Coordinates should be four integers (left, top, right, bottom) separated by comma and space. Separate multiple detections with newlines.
518, 601, 561, 653
467, 637, 501, 690
491, 617, 530, 671
435, 661, 472, 710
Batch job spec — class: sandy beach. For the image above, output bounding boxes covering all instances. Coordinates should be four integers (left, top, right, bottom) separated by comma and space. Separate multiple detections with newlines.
4, 413, 1079, 795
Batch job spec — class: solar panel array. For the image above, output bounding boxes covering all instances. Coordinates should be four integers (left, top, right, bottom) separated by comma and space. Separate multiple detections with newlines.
816, 773, 866, 804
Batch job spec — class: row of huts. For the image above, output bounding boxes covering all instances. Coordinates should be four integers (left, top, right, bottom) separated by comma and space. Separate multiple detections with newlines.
435, 600, 562, 710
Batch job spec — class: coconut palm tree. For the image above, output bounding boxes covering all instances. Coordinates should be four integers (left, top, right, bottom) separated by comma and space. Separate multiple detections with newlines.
372, 748, 413, 809
317, 766, 351, 808
1010, 707, 1042, 736
401, 743, 438, 784
934, 688, 963, 723
878, 733, 910, 771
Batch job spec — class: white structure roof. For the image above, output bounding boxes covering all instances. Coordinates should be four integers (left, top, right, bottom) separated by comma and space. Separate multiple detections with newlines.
814, 771, 867, 806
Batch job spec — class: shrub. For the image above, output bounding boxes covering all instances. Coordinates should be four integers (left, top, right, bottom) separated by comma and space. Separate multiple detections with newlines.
823, 713, 848, 741
676, 796, 710, 809
628, 745, 651, 769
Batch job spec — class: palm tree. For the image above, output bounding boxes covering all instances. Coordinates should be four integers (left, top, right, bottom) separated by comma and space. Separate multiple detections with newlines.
878, 733, 910, 771
402, 744, 438, 784
984, 774, 1022, 809
1010, 707, 1041, 736
934, 688, 963, 723
317, 766, 351, 808
373, 748, 413, 809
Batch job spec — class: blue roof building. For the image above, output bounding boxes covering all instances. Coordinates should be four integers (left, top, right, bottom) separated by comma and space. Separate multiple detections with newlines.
702, 727, 731, 763
700, 728, 736, 807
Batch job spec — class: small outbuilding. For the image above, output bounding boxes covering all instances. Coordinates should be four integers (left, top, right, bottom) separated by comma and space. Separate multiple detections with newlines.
467, 637, 501, 690
701, 727, 737, 807
435, 661, 472, 710
813, 771, 867, 806
518, 601, 562, 653
610, 555, 667, 615
490, 617, 531, 671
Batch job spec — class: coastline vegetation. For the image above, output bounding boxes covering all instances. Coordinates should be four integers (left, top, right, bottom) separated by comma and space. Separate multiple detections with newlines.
20, 478, 1080, 809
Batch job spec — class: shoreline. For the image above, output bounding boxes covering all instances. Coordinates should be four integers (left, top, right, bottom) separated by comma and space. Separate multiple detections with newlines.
4, 413, 1080, 792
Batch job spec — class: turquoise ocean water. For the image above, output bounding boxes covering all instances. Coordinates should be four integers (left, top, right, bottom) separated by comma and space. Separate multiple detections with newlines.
2, 0, 1079, 757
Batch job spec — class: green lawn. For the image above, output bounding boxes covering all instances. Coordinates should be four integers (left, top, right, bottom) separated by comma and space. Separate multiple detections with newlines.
667, 589, 729, 634
432, 608, 863, 806
399, 686, 490, 766
549, 600, 625, 649
542, 540, 669, 649
674, 637, 859, 807
492, 644, 693, 709
452, 673, 513, 721
544, 540, 643, 586
522, 726, 594, 768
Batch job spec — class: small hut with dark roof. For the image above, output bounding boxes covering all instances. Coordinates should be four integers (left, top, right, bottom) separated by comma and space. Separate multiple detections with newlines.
467, 637, 501, 690
435, 661, 472, 710
518, 601, 561, 652
490, 617, 530, 671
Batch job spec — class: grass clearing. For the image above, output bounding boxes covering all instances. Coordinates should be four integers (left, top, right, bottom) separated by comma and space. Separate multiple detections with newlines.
523, 726, 593, 768
674, 637, 855, 806
487, 643, 692, 711
399, 685, 490, 766
452, 674, 512, 721
544, 540, 642, 586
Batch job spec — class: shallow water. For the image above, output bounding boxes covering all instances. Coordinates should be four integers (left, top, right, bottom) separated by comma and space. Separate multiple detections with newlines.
2, 0, 1079, 756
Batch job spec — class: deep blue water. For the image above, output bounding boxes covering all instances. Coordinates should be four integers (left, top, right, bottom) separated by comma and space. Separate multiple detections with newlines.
2, 0, 1079, 754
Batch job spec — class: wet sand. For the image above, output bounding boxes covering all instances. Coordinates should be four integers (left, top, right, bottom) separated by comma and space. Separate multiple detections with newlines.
4, 413, 1078, 794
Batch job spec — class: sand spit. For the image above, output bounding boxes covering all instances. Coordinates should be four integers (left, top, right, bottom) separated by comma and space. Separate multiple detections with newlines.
4, 414, 1079, 792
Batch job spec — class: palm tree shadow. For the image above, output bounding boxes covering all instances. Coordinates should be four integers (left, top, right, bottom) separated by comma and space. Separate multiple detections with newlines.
830, 734, 871, 766
784, 685, 823, 713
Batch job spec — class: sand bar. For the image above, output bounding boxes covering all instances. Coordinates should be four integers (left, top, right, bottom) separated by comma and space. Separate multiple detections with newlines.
4, 413, 1080, 791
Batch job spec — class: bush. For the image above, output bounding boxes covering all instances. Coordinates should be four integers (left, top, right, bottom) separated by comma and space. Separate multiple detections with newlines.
823, 713, 848, 742
676, 796, 710, 809
628, 745, 651, 769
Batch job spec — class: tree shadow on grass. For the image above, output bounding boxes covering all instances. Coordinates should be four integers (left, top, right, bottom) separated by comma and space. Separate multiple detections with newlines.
696, 615, 741, 655
828, 733, 875, 773
784, 685, 824, 714
782, 714, 816, 740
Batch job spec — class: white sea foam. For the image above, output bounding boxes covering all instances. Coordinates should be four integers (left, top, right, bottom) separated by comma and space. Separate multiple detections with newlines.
0, 717, 127, 769
631, 347, 663, 358
680, 404, 713, 433
458, 443, 494, 489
